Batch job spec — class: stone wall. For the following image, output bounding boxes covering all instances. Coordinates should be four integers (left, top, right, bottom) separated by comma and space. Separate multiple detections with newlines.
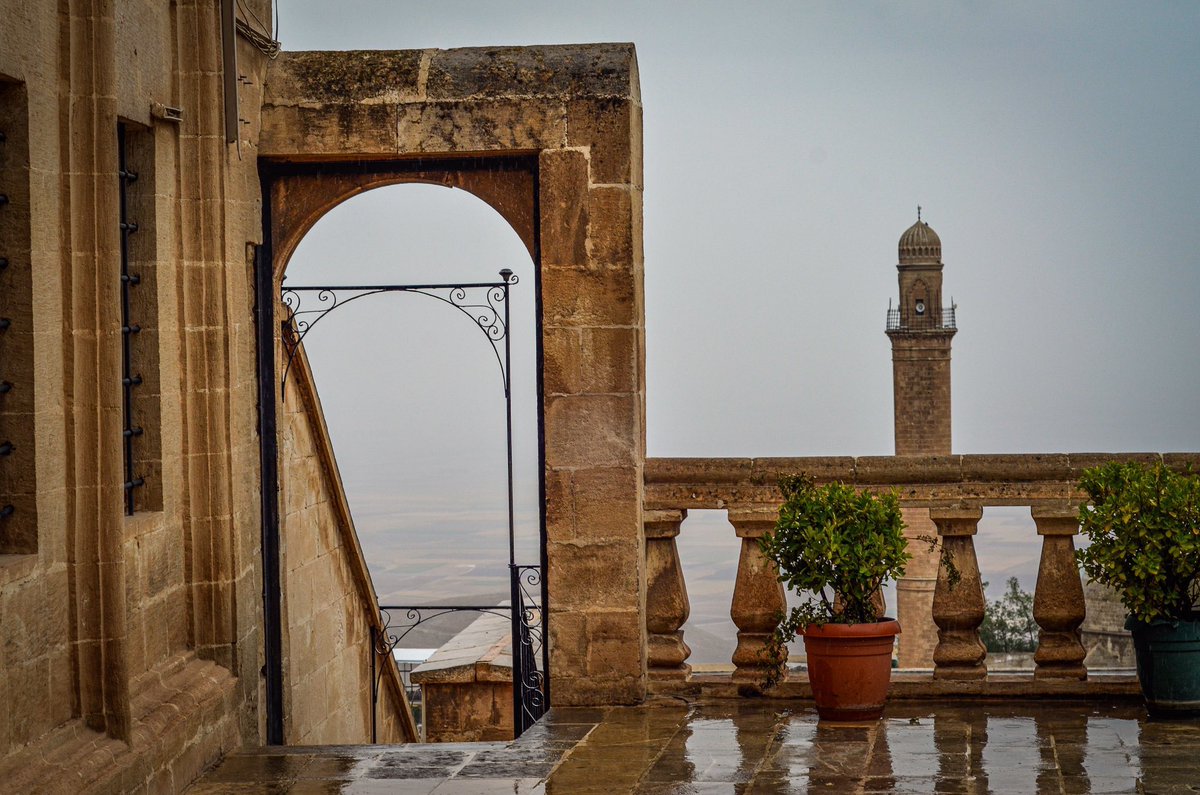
889, 333, 954, 457
261, 43, 648, 707
0, 1, 273, 791
280, 349, 416, 744
1081, 580, 1135, 668
411, 611, 515, 743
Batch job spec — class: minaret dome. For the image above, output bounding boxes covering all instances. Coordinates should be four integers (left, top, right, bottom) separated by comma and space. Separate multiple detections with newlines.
898, 219, 941, 265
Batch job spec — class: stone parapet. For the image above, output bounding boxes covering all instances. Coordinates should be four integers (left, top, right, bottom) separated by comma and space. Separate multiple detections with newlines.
642, 452, 1198, 692
644, 453, 1200, 509
412, 611, 515, 743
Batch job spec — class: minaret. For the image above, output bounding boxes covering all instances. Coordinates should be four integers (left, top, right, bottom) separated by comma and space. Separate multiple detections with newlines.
886, 210, 956, 668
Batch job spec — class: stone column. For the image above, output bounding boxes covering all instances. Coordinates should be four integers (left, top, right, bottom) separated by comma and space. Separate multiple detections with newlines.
727, 506, 786, 684
1031, 506, 1087, 680
896, 506, 939, 668
644, 509, 691, 680
930, 506, 986, 680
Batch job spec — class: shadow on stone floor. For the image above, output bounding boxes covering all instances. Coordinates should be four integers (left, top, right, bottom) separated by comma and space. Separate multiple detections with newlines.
186, 699, 1200, 794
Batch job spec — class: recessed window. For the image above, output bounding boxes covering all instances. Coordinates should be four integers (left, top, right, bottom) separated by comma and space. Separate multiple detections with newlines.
117, 122, 161, 515
0, 78, 36, 554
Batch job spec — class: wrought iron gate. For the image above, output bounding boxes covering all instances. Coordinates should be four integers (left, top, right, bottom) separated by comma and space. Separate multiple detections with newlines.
277, 271, 549, 741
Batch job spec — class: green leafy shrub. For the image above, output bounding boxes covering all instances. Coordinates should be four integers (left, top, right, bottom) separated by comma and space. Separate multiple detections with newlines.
761, 475, 910, 627
1076, 461, 1200, 624
980, 577, 1036, 653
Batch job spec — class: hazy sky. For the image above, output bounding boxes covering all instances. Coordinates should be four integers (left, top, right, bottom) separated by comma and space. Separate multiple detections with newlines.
278, 2, 1199, 634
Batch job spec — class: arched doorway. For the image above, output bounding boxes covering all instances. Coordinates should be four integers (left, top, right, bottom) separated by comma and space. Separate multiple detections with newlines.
256, 156, 548, 742
256, 45, 649, 731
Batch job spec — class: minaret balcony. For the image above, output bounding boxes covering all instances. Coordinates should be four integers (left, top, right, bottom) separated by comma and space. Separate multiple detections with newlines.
886, 306, 956, 332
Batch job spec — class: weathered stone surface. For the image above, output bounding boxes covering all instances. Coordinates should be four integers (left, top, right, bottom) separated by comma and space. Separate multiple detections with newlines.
930, 508, 987, 681
544, 395, 640, 469
426, 44, 636, 101
644, 509, 690, 679
538, 150, 590, 269
727, 508, 786, 685
568, 97, 638, 186
265, 50, 424, 106
1031, 508, 1087, 680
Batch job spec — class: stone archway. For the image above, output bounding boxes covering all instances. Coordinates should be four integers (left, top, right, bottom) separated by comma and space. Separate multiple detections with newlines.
258, 44, 648, 722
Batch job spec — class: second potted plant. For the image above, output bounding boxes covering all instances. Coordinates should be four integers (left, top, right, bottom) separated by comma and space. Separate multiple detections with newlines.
1076, 461, 1200, 717
760, 475, 910, 721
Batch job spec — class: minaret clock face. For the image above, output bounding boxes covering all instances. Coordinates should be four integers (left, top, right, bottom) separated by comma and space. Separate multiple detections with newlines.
915, 300, 926, 315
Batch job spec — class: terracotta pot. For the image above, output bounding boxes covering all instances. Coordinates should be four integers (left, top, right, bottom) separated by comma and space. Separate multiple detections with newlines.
803, 619, 901, 721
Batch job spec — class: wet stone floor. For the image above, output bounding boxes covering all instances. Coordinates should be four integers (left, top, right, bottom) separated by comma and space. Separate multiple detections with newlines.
186, 700, 1200, 794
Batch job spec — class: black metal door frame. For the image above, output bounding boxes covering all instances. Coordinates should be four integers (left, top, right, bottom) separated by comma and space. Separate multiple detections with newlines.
256, 157, 548, 745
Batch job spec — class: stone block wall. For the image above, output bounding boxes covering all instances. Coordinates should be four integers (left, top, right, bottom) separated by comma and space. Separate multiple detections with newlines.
261, 43, 649, 708
0, 1, 276, 791
279, 350, 416, 744
896, 506, 939, 668
411, 611, 515, 743
890, 332, 954, 457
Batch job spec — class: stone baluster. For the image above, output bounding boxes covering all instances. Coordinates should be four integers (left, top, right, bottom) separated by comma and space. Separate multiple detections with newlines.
930, 506, 987, 680
644, 508, 692, 680
727, 506, 787, 684
1031, 505, 1087, 680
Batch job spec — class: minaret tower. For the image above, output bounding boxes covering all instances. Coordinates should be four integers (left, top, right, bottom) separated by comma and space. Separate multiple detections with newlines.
886, 209, 956, 667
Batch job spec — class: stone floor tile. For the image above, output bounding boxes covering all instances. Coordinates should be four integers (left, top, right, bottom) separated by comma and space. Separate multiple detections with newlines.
335, 779, 444, 794
198, 753, 316, 783
186, 700, 1200, 795
430, 778, 546, 794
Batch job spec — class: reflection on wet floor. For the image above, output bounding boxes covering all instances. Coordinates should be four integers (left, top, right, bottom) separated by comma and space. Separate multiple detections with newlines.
186, 700, 1200, 794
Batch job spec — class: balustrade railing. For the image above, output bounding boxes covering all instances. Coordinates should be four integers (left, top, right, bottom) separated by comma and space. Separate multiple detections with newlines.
642, 453, 1200, 691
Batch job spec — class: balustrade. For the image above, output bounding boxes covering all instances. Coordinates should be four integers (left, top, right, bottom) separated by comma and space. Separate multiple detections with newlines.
1030, 506, 1087, 680
930, 506, 987, 680
644, 508, 691, 680
727, 506, 787, 684
639, 453, 1200, 694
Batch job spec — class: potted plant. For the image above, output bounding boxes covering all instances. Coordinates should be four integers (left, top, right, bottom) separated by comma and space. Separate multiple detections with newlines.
760, 475, 910, 721
1076, 461, 1200, 717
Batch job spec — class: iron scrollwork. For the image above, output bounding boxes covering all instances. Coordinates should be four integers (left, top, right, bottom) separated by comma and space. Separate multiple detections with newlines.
369, 603, 511, 743
512, 565, 547, 731
279, 270, 518, 398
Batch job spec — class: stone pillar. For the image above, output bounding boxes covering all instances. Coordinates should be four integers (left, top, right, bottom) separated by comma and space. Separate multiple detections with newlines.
540, 133, 647, 705
727, 507, 786, 684
930, 506, 986, 680
1031, 506, 1087, 680
896, 506, 939, 668
644, 509, 691, 680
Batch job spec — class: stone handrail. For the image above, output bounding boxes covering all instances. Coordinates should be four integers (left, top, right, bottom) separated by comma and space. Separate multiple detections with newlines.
643, 453, 1200, 691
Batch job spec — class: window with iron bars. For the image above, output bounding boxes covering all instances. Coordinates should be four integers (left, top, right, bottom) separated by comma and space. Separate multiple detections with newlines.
0, 78, 36, 553
117, 123, 162, 516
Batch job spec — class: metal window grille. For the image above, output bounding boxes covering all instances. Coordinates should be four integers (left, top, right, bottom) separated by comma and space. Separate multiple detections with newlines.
117, 124, 144, 515
0, 126, 12, 522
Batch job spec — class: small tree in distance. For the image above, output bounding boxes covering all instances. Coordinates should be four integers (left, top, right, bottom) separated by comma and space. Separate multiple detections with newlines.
979, 577, 1037, 653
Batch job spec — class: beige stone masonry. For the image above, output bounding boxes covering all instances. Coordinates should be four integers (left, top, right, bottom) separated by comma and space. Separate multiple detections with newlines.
727, 507, 787, 687
261, 43, 647, 707
1030, 506, 1087, 680
930, 506, 987, 681
280, 347, 416, 744
411, 610, 515, 743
